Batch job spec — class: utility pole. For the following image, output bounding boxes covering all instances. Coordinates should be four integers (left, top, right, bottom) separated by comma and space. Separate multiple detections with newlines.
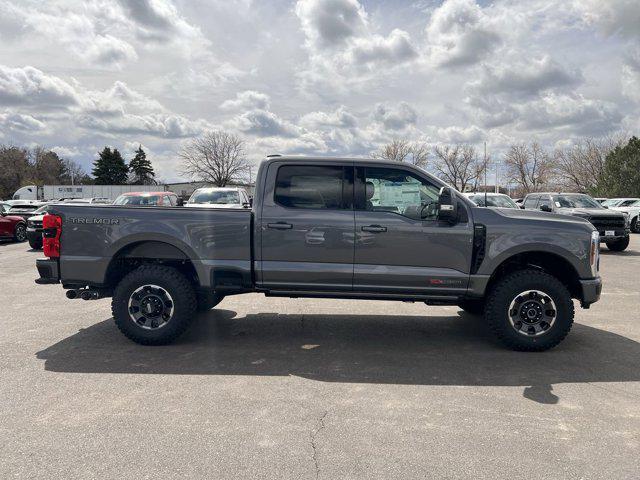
495, 160, 499, 193
484, 141, 488, 204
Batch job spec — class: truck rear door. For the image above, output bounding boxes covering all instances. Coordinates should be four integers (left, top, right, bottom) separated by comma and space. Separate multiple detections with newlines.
258, 161, 355, 290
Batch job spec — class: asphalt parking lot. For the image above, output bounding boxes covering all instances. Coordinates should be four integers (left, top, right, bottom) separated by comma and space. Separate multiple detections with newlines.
1, 239, 639, 479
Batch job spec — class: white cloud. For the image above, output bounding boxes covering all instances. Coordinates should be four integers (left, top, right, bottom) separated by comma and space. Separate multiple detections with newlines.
574, 0, 640, 38
300, 106, 357, 129
295, 0, 367, 49
228, 109, 302, 138
0, 111, 46, 131
295, 0, 418, 76
220, 91, 271, 111
372, 102, 418, 131
425, 0, 501, 68
0, 65, 80, 108
437, 125, 486, 144
470, 56, 583, 97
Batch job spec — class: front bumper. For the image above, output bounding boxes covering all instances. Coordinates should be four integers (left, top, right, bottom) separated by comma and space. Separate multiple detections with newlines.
579, 277, 602, 306
26, 228, 43, 243
597, 228, 629, 241
35, 258, 60, 284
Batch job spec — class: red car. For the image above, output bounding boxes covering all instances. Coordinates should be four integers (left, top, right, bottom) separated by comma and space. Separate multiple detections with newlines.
0, 202, 27, 242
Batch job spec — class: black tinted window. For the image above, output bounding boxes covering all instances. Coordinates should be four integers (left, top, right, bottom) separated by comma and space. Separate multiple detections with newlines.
275, 166, 348, 209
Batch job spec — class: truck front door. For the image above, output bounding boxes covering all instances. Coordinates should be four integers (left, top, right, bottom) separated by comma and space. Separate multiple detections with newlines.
259, 162, 355, 290
353, 165, 473, 295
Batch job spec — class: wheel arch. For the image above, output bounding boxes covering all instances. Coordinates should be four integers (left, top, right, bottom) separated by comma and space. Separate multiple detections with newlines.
486, 250, 583, 299
104, 240, 202, 290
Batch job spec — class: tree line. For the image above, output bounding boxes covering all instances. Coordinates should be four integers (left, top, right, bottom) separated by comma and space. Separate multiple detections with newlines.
371, 135, 640, 197
0, 144, 156, 199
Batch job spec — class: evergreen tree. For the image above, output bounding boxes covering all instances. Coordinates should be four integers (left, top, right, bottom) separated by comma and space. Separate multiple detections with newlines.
92, 147, 129, 185
128, 145, 155, 185
597, 136, 640, 197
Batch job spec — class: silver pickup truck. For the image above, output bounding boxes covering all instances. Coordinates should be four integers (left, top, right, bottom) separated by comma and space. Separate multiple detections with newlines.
36, 156, 602, 351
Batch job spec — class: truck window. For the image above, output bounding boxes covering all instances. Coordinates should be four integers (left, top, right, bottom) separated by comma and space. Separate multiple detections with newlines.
538, 196, 552, 209
358, 167, 440, 220
523, 195, 539, 209
275, 165, 348, 210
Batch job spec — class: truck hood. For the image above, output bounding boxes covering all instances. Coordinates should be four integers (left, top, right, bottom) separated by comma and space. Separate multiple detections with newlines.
493, 207, 593, 226
556, 208, 624, 217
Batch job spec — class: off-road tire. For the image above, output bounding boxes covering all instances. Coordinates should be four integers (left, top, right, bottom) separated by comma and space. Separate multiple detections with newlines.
197, 291, 224, 311
13, 223, 26, 242
606, 236, 630, 251
112, 265, 197, 345
28, 238, 42, 250
485, 269, 574, 351
457, 299, 485, 316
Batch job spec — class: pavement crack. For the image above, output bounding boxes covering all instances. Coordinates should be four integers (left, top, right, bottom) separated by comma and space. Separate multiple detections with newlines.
310, 410, 328, 480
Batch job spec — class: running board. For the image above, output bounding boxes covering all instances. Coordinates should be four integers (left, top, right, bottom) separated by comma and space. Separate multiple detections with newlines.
262, 289, 460, 304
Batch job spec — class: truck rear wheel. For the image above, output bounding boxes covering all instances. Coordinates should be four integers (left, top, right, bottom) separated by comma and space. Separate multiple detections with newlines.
606, 236, 629, 251
112, 265, 197, 345
485, 269, 574, 351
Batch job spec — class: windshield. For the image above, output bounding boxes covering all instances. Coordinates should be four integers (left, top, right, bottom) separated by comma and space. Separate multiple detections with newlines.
472, 194, 518, 208
602, 198, 622, 207
189, 190, 240, 205
552, 194, 601, 209
114, 195, 160, 205
33, 205, 49, 214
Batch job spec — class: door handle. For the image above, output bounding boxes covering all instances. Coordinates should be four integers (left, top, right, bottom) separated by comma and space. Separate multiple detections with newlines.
267, 222, 293, 230
361, 225, 387, 233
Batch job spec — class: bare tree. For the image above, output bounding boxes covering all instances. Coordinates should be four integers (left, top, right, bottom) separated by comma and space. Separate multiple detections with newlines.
504, 142, 555, 194
371, 139, 429, 167
554, 135, 625, 193
179, 131, 252, 186
432, 144, 485, 192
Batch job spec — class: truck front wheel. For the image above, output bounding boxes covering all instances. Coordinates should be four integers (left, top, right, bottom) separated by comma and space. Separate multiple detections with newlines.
606, 236, 629, 251
112, 265, 197, 345
485, 269, 574, 351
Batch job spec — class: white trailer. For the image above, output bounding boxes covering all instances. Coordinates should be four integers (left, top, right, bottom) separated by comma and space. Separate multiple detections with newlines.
12, 184, 164, 201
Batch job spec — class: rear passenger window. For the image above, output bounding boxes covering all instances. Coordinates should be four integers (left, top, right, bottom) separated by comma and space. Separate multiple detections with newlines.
524, 196, 538, 209
275, 166, 349, 209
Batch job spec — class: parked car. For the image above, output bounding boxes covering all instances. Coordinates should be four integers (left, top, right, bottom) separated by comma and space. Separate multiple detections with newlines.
610, 199, 640, 233
522, 192, 630, 251
25, 205, 51, 249
62, 197, 111, 205
594, 197, 608, 205
36, 156, 602, 352
0, 203, 27, 243
7, 202, 45, 219
601, 198, 639, 208
465, 193, 519, 209
113, 191, 180, 206
186, 187, 251, 208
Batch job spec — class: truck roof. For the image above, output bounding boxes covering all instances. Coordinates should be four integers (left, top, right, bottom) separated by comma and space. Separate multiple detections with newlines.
264, 155, 406, 165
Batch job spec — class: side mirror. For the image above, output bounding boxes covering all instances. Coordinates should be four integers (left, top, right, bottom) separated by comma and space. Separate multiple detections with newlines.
540, 204, 552, 212
176, 197, 184, 207
437, 186, 458, 224
242, 202, 251, 208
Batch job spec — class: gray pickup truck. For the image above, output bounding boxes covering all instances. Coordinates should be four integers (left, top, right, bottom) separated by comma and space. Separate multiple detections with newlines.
36, 156, 602, 351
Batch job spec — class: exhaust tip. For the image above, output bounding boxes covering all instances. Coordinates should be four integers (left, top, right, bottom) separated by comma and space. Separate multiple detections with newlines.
80, 290, 94, 301
65, 289, 78, 299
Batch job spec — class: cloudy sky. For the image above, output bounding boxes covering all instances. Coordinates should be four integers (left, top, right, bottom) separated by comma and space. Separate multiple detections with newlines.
0, 0, 638, 182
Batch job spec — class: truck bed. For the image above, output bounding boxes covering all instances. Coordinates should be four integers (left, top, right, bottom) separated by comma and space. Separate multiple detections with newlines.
48, 204, 252, 289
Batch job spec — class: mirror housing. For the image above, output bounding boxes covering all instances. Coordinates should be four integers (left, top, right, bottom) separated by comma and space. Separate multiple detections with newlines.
437, 186, 458, 224
540, 204, 552, 212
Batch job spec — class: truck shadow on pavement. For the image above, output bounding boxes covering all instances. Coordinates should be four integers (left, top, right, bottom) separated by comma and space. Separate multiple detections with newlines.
36, 309, 640, 403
